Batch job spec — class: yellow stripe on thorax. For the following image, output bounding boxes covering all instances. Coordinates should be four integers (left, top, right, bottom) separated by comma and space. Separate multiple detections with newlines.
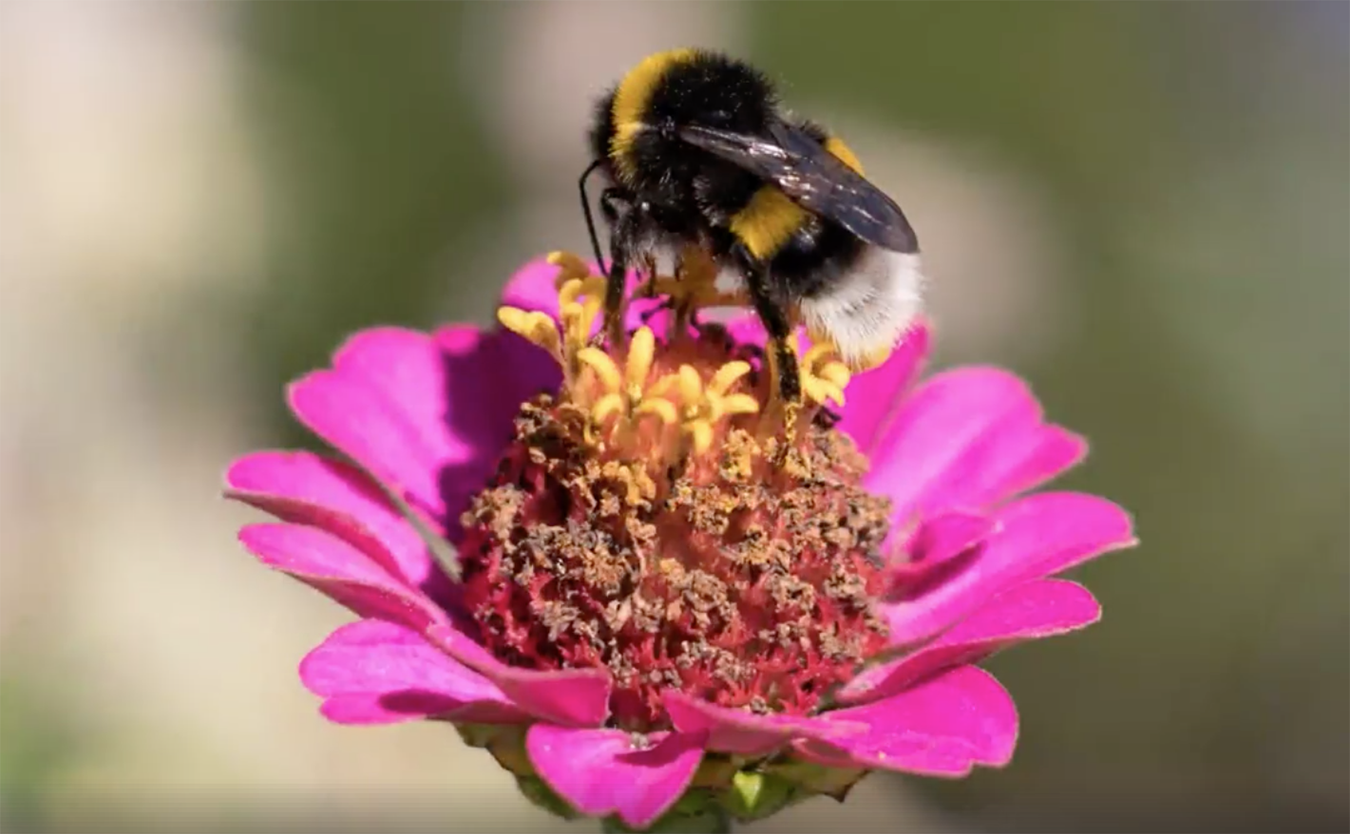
610, 48, 697, 184
730, 133, 867, 261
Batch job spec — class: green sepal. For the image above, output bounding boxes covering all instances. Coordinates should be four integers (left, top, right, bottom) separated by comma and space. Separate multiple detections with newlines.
766, 759, 870, 801
602, 789, 732, 833
453, 722, 503, 749
689, 754, 739, 788
719, 770, 798, 822
513, 773, 580, 821
454, 722, 533, 777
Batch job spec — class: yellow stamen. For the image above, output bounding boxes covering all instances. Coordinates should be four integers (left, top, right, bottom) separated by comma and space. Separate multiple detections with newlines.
708, 360, 751, 397
719, 393, 760, 416
803, 378, 846, 408
497, 307, 562, 365
591, 392, 627, 425
797, 340, 852, 408
559, 281, 604, 359
646, 372, 680, 401
625, 326, 656, 396
558, 274, 605, 307
676, 364, 704, 407
495, 251, 854, 473
634, 398, 678, 428
802, 341, 837, 369
548, 250, 592, 288
817, 361, 851, 390
643, 357, 762, 459
577, 347, 623, 393
686, 420, 715, 456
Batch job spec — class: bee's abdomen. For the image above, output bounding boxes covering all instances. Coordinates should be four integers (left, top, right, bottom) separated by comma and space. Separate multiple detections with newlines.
770, 220, 869, 300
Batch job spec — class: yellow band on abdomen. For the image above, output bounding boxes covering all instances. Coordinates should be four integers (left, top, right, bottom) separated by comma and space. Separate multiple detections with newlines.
823, 136, 864, 174
730, 134, 866, 261
729, 186, 811, 261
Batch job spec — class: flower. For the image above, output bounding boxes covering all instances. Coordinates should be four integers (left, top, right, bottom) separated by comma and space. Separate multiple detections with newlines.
224, 252, 1136, 832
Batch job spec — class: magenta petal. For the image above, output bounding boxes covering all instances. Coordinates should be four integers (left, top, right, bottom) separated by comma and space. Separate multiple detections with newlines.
794, 730, 977, 777
430, 326, 561, 538
798, 666, 1018, 774
888, 510, 994, 590
239, 525, 610, 728
424, 624, 610, 728
840, 320, 932, 458
527, 726, 705, 829
994, 424, 1088, 499
863, 367, 1039, 521
500, 258, 569, 316
288, 327, 467, 523
300, 620, 527, 725
238, 523, 447, 631
883, 492, 1135, 644
864, 367, 1088, 523
286, 325, 559, 541
225, 450, 436, 589
842, 579, 1100, 704
663, 691, 863, 757
723, 312, 768, 349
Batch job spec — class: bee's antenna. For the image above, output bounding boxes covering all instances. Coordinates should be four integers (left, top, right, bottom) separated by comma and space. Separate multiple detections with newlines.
578, 159, 608, 272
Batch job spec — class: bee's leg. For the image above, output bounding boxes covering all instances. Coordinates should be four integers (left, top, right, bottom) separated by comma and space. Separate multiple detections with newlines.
736, 250, 801, 406
600, 193, 641, 348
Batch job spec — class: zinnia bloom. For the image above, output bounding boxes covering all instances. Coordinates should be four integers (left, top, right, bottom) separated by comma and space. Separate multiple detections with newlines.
225, 252, 1135, 832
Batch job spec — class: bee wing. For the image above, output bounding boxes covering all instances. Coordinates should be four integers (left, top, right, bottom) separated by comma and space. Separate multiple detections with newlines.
678, 122, 919, 254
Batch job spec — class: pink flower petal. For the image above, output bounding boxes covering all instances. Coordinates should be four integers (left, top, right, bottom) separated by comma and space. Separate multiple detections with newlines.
995, 424, 1088, 500
882, 492, 1136, 644
287, 325, 558, 541
425, 624, 611, 728
238, 522, 448, 632
662, 691, 864, 758
429, 325, 561, 536
864, 367, 1084, 523
840, 320, 932, 458
284, 321, 558, 542
526, 726, 705, 830
797, 666, 1018, 774
238, 524, 608, 727
722, 312, 768, 349
224, 450, 437, 591
887, 510, 994, 591
501, 258, 569, 316
287, 328, 463, 523
795, 732, 978, 777
300, 620, 527, 725
842, 579, 1100, 704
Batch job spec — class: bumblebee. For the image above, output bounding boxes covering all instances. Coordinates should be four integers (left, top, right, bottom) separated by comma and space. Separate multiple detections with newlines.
580, 48, 923, 403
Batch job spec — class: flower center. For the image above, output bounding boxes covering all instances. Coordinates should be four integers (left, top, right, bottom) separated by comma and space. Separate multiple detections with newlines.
458, 252, 892, 732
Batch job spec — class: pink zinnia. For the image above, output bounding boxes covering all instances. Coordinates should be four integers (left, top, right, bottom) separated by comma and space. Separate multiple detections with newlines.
225, 252, 1135, 832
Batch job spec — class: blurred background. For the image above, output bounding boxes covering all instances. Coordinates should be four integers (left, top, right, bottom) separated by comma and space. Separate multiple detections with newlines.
1, 2, 1346, 832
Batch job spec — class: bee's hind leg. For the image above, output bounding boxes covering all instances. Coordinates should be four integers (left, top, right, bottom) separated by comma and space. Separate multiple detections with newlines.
737, 250, 801, 408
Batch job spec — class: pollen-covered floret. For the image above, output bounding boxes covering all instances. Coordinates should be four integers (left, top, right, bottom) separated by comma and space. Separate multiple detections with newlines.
464, 252, 892, 731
